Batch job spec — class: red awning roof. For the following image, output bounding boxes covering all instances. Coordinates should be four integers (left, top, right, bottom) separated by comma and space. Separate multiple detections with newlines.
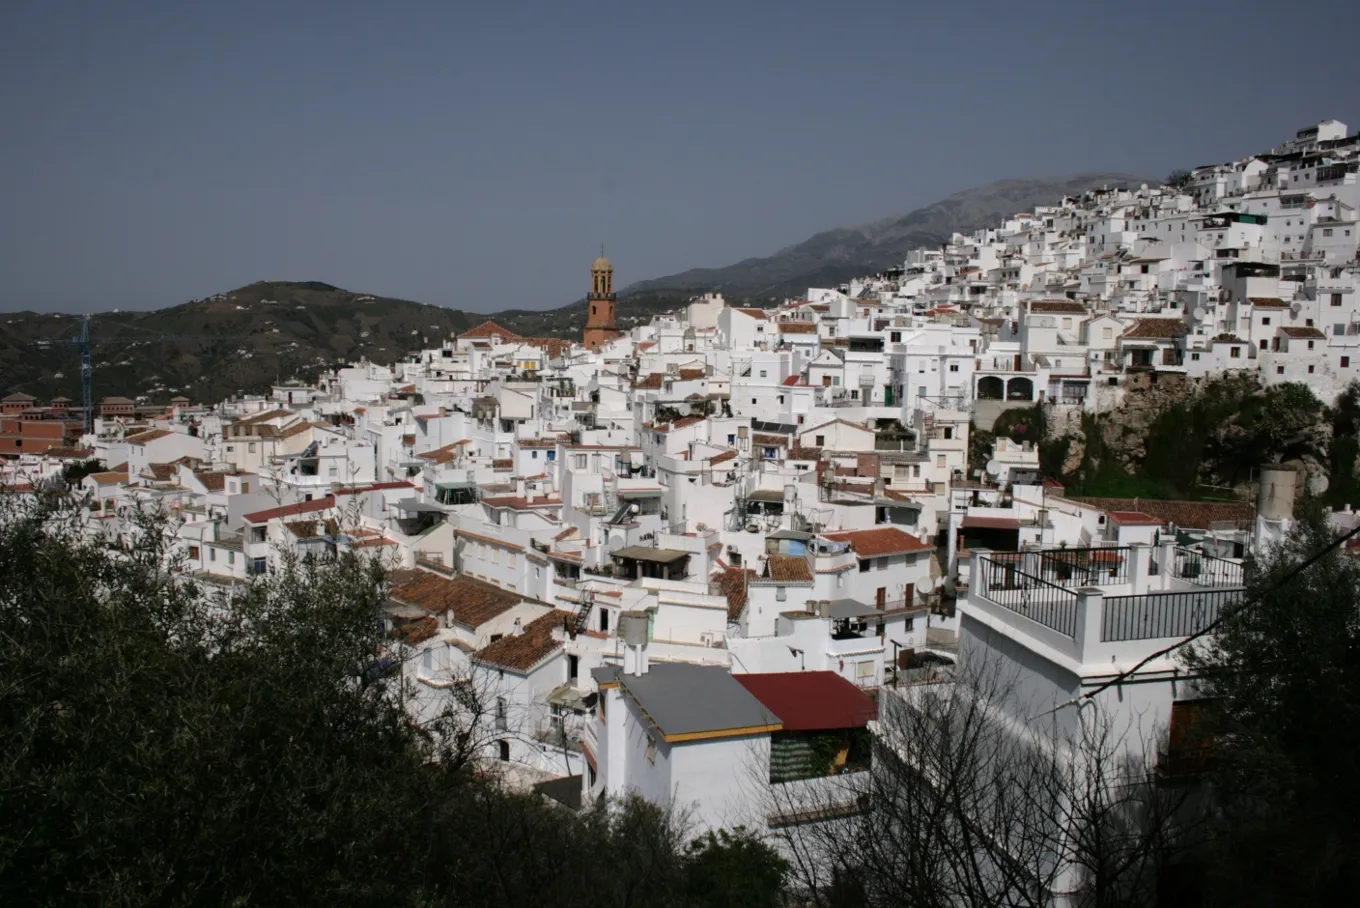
960, 516, 1021, 530
733, 671, 877, 731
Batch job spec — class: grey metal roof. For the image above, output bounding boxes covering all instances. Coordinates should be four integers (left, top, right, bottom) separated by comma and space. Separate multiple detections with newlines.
394, 498, 445, 513
827, 599, 879, 620
613, 663, 779, 739
611, 545, 690, 564
767, 529, 814, 541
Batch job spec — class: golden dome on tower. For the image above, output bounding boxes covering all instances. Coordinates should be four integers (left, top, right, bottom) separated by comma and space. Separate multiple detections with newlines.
592, 255, 613, 271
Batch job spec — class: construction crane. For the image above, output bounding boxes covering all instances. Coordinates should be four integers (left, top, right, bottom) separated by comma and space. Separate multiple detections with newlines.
28, 313, 240, 434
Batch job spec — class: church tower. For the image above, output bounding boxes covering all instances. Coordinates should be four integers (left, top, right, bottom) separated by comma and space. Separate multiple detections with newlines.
582, 253, 620, 350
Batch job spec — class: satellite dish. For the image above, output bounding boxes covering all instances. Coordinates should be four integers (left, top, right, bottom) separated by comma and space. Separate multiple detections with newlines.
1290, 301, 1302, 316
1192, 307, 1207, 320
985, 459, 1002, 476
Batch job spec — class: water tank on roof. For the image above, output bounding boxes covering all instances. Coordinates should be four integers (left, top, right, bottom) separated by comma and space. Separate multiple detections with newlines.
619, 612, 649, 647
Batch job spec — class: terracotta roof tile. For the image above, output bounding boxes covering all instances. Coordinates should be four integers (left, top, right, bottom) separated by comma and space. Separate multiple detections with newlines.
473, 610, 566, 672
1249, 297, 1289, 308
1069, 497, 1253, 530
1029, 300, 1089, 314
459, 320, 522, 340
635, 373, 664, 390
387, 568, 523, 628
822, 527, 933, 557
765, 554, 813, 583
125, 428, 174, 444
778, 322, 817, 334
243, 496, 335, 524
718, 566, 756, 620
1122, 318, 1187, 339
1280, 326, 1325, 339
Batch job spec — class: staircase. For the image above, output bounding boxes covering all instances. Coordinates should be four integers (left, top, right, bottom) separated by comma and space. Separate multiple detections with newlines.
571, 589, 595, 636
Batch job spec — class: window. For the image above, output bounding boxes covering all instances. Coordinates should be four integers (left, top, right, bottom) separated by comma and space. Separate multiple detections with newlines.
1337, 324, 1348, 336
531, 450, 538, 459
815, 435, 825, 447
1261, 317, 1270, 325
188, 545, 200, 560
1308, 341, 1315, 350
490, 633, 503, 643
227, 551, 235, 565
209, 548, 216, 562
776, 586, 787, 601
1332, 294, 1343, 307
751, 398, 757, 405
252, 558, 266, 575
1343, 357, 1351, 368
1308, 365, 1315, 374
856, 660, 875, 680
1259, 339, 1268, 350
599, 609, 609, 633
497, 740, 510, 761
1102, 326, 1113, 340
876, 557, 888, 570
936, 454, 946, 468
248, 442, 256, 453
949, 363, 959, 372
859, 559, 871, 573
727, 434, 736, 445
759, 370, 767, 378
943, 427, 954, 440
546, 450, 555, 461
1324, 228, 1333, 237
495, 698, 507, 731
1277, 366, 1285, 375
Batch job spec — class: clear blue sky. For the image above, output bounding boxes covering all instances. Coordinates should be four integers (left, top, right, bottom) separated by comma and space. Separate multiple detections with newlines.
2, 0, 1357, 313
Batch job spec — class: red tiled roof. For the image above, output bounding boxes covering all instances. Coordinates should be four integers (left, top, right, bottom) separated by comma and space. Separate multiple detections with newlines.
753, 433, 787, 447
1249, 297, 1289, 308
734, 307, 768, 319
1107, 510, 1163, 526
459, 320, 522, 340
822, 527, 933, 557
1123, 318, 1187, 339
635, 373, 664, 390
125, 428, 174, 444
765, 554, 813, 583
718, 566, 756, 620
1029, 300, 1088, 314
1280, 326, 1325, 339
782, 375, 801, 386
710, 450, 737, 464
244, 496, 335, 524
473, 610, 566, 672
387, 569, 523, 628
1069, 497, 1253, 530
734, 671, 877, 731
393, 616, 439, 645
778, 322, 817, 334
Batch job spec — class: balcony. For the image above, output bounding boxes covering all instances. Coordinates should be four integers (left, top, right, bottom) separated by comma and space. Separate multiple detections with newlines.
968, 544, 1245, 666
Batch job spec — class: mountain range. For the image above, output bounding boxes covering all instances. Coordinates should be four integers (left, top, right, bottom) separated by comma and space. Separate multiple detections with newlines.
0, 172, 1148, 406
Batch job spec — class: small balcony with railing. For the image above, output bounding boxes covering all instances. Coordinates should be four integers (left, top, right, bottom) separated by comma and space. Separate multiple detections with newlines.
964, 543, 1245, 669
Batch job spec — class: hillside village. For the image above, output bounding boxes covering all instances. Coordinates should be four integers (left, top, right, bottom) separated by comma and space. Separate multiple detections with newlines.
3, 119, 1360, 896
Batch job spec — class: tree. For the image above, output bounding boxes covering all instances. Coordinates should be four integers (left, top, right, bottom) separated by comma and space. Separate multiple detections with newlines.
763, 659, 1189, 908
1166, 170, 1194, 191
0, 492, 789, 906
1181, 512, 1360, 906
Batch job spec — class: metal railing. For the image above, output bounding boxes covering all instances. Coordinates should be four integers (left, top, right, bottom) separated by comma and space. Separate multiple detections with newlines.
1036, 546, 1132, 586
977, 557, 1080, 638
1172, 547, 1245, 587
1100, 587, 1243, 642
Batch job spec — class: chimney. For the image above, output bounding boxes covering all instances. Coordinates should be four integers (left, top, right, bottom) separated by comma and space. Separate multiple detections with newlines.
512, 617, 524, 637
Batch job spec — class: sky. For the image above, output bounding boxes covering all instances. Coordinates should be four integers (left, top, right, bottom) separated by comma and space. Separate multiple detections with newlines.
1, 0, 1358, 314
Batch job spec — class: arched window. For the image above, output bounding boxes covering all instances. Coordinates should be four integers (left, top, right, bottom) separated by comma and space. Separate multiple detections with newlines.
497, 740, 510, 761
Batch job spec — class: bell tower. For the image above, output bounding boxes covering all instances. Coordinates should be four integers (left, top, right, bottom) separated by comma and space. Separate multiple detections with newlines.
583, 251, 620, 350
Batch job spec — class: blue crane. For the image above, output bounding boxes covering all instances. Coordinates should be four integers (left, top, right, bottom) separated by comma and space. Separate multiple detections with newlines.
28, 313, 240, 434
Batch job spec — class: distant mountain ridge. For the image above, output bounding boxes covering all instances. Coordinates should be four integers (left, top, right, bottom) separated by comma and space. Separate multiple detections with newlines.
0, 172, 1153, 402
621, 173, 1149, 300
